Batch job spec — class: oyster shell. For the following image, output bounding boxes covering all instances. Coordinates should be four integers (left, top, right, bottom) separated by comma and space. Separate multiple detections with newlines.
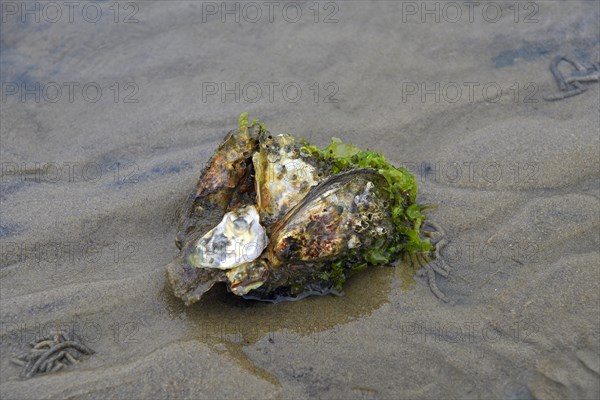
190, 205, 268, 270
167, 114, 441, 305
175, 123, 259, 249
253, 131, 326, 227
167, 123, 259, 305
267, 169, 393, 267
225, 259, 269, 296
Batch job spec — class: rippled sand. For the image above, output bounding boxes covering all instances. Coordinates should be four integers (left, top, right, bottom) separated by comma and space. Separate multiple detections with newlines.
1, 1, 598, 398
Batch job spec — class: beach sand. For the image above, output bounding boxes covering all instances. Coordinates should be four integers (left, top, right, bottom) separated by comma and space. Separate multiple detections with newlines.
1, 1, 599, 398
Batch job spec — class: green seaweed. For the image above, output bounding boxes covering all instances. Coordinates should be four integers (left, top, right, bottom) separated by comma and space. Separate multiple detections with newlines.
240, 112, 267, 134
301, 138, 430, 249
238, 112, 249, 130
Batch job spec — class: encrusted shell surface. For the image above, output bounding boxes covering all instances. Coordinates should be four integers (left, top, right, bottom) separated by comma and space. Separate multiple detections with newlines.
266, 169, 394, 268
252, 132, 325, 227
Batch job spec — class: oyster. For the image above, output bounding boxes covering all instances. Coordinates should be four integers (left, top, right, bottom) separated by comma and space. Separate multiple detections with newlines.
167, 114, 446, 305
266, 169, 393, 267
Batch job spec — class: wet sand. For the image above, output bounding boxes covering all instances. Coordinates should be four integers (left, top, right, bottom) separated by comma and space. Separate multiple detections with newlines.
1, 1, 599, 399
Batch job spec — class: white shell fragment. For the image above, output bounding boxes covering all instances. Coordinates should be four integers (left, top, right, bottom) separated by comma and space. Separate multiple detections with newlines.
191, 205, 268, 270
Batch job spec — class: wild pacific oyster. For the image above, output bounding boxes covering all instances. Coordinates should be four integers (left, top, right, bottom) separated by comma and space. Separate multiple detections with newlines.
167, 114, 445, 305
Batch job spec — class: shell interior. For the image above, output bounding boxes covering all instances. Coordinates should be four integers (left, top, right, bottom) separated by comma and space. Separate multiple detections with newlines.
190, 205, 268, 270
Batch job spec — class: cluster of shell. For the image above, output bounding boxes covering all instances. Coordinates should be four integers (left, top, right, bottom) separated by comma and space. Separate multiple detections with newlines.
167, 123, 413, 305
